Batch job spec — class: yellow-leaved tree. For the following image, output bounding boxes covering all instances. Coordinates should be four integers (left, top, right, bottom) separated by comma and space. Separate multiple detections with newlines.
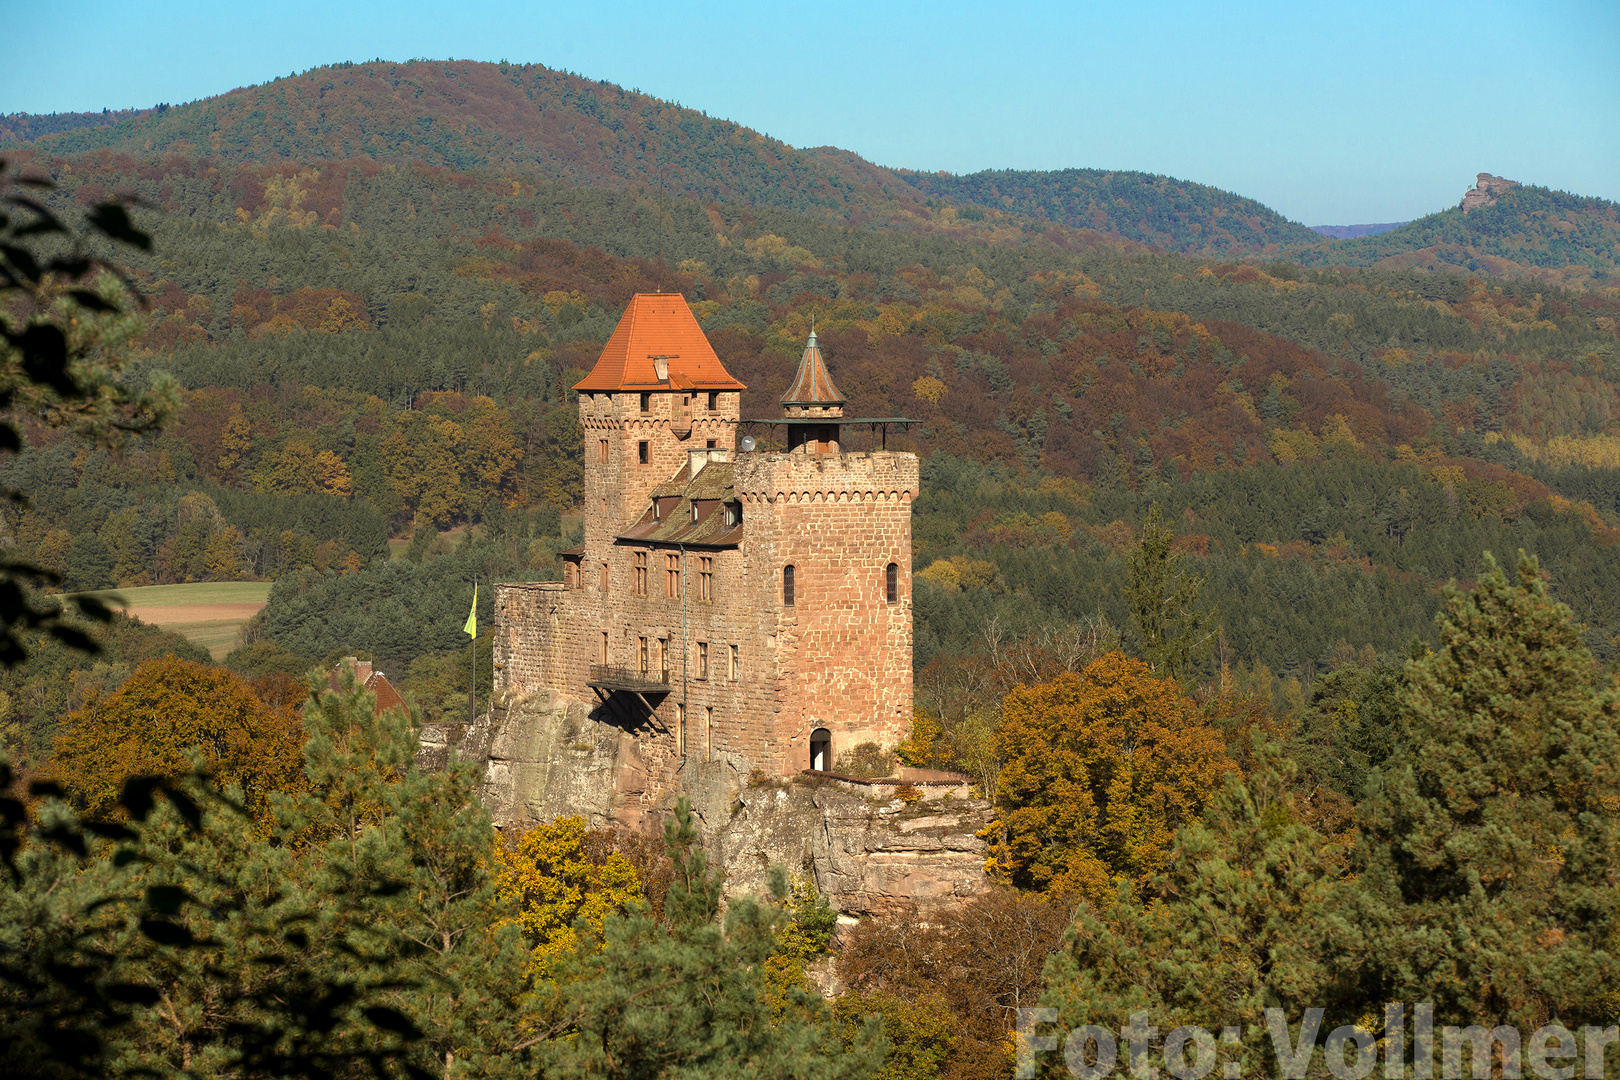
991, 651, 1235, 904
493, 815, 644, 976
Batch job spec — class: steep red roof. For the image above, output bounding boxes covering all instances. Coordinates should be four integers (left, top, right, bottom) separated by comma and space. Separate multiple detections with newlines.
574, 293, 746, 393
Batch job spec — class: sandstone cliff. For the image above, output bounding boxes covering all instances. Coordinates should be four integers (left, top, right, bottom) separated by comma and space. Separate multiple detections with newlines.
1461, 172, 1519, 213
448, 689, 992, 915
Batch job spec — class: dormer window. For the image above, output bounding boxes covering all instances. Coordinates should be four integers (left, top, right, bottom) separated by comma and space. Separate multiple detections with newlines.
691, 502, 700, 523
725, 504, 739, 527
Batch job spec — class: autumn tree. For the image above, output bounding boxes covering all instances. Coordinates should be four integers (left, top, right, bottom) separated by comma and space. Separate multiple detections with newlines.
992, 651, 1235, 902
837, 888, 1070, 1080
1038, 743, 1344, 1079
493, 814, 644, 975
50, 655, 305, 823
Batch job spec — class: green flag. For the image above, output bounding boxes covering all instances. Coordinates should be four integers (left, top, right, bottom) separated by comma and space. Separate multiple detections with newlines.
463, 582, 477, 638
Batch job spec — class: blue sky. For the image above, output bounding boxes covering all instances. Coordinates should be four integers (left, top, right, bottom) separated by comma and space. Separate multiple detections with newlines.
9, 0, 1617, 225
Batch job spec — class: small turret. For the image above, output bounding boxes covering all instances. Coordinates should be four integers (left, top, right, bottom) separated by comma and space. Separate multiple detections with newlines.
780, 329, 843, 453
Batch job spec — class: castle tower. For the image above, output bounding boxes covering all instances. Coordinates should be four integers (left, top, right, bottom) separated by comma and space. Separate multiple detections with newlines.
572, 294, 745, 571
494, 311, 915, 821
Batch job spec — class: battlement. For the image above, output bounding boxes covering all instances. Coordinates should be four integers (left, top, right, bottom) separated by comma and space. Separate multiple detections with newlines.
732, 450, 919, 505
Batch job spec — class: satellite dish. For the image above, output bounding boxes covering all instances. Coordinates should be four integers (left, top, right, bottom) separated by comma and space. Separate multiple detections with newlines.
740, 435, 757, 452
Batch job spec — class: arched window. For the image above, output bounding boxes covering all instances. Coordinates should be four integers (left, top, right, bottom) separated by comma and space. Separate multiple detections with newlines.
810, 728, 831, 772
783, 564, 796, 606
885, 562, 898, 604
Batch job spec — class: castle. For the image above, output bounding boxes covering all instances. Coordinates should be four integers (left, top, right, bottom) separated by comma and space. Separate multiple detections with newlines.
491, 293, 918, 810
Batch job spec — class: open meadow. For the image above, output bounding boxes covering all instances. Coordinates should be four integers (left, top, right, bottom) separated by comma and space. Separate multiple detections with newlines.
82, 581, 271, 659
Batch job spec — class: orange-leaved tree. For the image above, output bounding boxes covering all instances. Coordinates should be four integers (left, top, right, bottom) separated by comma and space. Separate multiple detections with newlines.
50, 655, 306, 823
992, 651, 1235, 904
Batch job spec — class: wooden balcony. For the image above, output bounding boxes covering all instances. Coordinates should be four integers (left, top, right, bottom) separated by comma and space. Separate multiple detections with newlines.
587, 665, 671, 695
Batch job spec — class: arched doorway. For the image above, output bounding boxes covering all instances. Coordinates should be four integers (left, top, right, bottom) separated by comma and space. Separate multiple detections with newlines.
810, 728, 831, 772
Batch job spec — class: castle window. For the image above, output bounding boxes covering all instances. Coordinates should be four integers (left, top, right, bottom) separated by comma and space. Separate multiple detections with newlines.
708, 391, 718, 411
638, 441, 649, 465
690, 502, 700, 523
706, 439, 716, 449
660, 639, 670, 682
639, 636, 649, 676
666, 554, 680, 598
676, 704, 685, 756
639, 392, 651, 413
699, 556, 713, 602
652, 499, 660, 521
600, 632, 608, 665
810, 728, 831, 772
783, 565, 795, 606
886, 562, 898, 604
599, 563, 608, 591
564, 561, 577, 588
697, 641, 709, 680
598, 439, 608, 462
634, 552, 647, 596
725, 504, 738, 527
729, 644, 739, 679
704, 706, 714, 760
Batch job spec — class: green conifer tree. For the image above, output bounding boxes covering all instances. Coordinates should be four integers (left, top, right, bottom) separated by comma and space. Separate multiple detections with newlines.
1331, 552, 1620, 1029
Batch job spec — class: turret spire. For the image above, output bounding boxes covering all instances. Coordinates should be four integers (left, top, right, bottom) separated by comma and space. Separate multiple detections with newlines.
780, 326, 845, 417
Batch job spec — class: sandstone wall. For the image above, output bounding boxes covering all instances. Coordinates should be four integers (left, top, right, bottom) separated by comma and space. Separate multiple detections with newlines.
734, 450, 918, 771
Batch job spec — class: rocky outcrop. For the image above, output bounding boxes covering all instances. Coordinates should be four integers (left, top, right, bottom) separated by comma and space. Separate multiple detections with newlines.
709, 780, 991, 918
458, 689, 670, 833
1461, 173, 1518, 213
458, 691, 992, 915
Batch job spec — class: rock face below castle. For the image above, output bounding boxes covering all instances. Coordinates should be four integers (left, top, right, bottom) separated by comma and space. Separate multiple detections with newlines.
455, 688, 991, 916
1461, 172, 1519, 213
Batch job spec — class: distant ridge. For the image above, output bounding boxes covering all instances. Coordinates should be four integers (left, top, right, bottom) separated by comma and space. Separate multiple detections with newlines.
1310, 223, 1408, 240
3, 62, 1615, 283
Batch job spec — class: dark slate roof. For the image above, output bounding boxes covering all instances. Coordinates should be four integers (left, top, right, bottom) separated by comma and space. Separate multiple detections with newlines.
620, 461, 743, 547
779, 330, 845, 407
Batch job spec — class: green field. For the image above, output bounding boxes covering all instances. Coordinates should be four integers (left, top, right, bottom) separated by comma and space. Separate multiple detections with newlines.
82, 581, 273, 607
76, 581, 272, 658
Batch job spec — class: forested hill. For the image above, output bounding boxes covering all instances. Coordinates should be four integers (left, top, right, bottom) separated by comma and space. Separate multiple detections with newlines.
0, 60, 941, 228
1294, 184, 1620, 289
7, 60, 1616, 283
902, 167, 1324, 254
0, 59, 1302, 256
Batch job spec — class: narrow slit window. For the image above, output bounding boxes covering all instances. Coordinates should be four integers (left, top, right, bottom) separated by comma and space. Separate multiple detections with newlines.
639, 636, 648, 676
697, 641, 709, 680
599, 563, 608, 592
708, 391, 718, 410
783, 564, 795, 606
600, 631, 608, 665
598, 439, 609, 462
639, 392, 651, 412
729, 644, 739, 679
638, 441, 649, 465
886, 562, 898, 604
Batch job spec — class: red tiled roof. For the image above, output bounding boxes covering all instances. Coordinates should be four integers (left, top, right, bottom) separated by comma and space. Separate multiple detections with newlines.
780, 330, 844, 407
574, 293, 746, 393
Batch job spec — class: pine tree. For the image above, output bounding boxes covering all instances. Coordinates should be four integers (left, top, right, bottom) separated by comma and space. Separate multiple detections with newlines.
1123, 505, 1212, 681
1038, 742, 1343, 1078
540, 799, 880, 1080
1331, 552, 1620, 1028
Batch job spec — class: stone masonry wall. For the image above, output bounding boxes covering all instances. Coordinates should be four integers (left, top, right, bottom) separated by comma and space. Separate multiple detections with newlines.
734, 449, 918, 772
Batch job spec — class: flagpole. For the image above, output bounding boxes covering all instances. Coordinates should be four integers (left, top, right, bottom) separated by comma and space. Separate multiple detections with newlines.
469, 577, 477, 726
